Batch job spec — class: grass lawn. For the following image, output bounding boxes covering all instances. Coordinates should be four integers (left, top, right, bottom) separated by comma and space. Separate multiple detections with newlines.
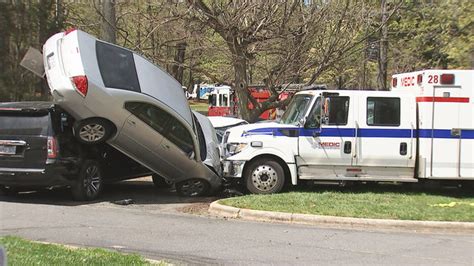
220, 184, 474, 222
0, 236, 162, 265
189, 100, 208, 115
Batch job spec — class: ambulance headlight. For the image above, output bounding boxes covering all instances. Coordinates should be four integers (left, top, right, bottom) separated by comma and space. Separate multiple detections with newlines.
226, 142, 248, 155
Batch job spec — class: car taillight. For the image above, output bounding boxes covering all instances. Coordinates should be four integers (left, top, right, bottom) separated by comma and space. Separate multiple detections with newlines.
47, 136, 58, 159
71, 75, 88, 97
440, 74, 455, 85
65, 28, 76, 35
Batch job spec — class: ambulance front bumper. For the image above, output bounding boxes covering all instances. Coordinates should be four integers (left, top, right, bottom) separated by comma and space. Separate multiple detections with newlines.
222, 160, 246, 178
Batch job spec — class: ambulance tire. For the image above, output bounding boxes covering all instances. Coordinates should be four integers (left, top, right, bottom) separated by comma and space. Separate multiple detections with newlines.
245, 159, 285, 194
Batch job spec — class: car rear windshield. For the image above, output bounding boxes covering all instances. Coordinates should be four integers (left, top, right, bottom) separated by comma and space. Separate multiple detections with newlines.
96, 41, 141, 92
0, 114, 50, 135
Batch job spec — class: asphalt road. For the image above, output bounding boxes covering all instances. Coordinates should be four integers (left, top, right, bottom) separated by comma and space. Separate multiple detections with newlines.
0, 178, 473, 265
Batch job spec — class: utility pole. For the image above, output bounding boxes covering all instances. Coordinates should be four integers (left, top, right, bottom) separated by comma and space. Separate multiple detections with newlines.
378, 0, 388, 91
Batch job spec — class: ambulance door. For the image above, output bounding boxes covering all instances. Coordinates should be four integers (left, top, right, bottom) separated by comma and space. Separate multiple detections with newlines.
430, 86, 464, 177
297, 95, 355, 179
355, 96, 416, 178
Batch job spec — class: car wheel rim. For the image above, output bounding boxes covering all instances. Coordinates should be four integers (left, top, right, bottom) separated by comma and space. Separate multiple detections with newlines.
83, 165, 101, 197
179, 180, 205, 196
251, 164, 278, 192
79, 124, 105, 142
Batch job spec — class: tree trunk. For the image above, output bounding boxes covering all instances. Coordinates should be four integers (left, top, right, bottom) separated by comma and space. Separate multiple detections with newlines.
101, 0, 116, 44
233, 55, 252, 121
171, 41, 186, 84
377, 0, 388, 91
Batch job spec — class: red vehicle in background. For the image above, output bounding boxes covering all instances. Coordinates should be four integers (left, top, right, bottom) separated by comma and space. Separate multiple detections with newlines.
208, 85, 294, 120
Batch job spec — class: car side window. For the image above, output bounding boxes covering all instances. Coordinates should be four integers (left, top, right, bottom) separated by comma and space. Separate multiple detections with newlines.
367, 97, 400, 126
165, 117, 194, 155
96, 42, 141, 92
124, 102, 195, 155
325, 96, 349, 125
124, 102, 170, 134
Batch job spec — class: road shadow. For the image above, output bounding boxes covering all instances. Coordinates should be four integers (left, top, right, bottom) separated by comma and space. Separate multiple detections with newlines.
0, 176, 219, 207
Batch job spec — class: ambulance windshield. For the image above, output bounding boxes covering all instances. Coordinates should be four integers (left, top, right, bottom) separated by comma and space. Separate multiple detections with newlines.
280, 94, 313, 125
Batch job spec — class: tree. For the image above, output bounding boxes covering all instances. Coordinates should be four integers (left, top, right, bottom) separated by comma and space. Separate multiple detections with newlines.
100, 0, 116, 43
186, 0, 376, 122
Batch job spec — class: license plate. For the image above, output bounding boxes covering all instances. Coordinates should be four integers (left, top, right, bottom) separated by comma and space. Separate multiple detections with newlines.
0, 145, 16, 155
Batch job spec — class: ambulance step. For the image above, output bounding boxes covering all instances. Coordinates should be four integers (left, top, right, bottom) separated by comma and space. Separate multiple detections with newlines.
299, 175, 419, 183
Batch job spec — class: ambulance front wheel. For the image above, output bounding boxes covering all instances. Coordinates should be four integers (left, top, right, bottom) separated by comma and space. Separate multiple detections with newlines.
244, 158, 285, 194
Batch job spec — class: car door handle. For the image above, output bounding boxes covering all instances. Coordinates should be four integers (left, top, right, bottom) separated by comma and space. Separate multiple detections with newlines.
161, 144, 170, 150
127, 120, 136, 126
344, 141, 351, 154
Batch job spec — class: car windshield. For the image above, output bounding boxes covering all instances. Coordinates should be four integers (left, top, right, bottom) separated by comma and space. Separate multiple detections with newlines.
280, 94, 313, 125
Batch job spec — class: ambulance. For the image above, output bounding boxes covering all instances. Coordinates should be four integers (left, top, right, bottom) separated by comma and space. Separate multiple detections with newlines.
221, 70, 473, 194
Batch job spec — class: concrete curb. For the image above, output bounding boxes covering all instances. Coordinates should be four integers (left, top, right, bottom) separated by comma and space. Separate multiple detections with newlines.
208, 200, 474, 232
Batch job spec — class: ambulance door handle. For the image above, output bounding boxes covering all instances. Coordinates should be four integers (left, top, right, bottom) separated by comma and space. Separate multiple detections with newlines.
400, 142, 407, 156
344, 141, 351, 154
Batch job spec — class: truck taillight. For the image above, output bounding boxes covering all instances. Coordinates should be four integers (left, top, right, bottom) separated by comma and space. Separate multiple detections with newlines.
391, 77, 397, 87
417, 74, 423, 84
47, 136, 58, 159
440, 74, 455, 85
71, 75, 88, 97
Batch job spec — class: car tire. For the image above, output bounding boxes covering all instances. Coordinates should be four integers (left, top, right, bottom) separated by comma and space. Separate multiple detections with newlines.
0, 185, 19, 196
74, 118, 114, 145
176, 179, 209, 197
71, 160, 103, 201
152, 174, 173, 188
244, 158, 285, 194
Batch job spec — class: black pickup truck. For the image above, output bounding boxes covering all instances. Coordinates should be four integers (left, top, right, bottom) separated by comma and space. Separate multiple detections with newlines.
0, 102, 153, 201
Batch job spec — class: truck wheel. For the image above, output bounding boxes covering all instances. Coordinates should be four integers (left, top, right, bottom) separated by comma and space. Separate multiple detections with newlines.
74, 118, 113, 145
245, 159, 285, 194
72, 160, 103, 201
152, 174, 173, 188
176, 179, 209, 197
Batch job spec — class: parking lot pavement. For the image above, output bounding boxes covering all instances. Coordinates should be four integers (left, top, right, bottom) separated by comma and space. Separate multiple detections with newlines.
0, 176, 217, 214
1, 177, 473, 265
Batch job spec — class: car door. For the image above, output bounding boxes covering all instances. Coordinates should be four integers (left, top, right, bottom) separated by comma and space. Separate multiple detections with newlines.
113, 102, 170, 178
355, 96, 416, 178
158, 114, 199, 179
297, 95, 355, 179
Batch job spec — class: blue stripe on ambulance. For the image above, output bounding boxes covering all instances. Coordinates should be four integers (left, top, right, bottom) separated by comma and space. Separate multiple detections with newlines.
242, 127, 474, 139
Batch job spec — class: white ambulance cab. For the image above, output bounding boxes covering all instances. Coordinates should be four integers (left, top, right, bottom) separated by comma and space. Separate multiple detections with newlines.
221, 69, 473, 194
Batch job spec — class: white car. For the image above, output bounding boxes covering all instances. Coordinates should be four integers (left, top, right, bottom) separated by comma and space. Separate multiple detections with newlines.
43, 29, 221, 196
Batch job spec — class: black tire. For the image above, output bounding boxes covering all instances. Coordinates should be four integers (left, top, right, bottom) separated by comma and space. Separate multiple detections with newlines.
152, 174, 173, 188
73, 118, 114, 145
176, 179, 210, 197
71, 160, 103, 201
0, 185, 19, 196
244, 158, 285, 194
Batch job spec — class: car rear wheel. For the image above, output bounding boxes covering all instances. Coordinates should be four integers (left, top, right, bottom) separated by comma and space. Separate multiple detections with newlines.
176, 179, 209, 197
244, 158, 285, 194
152, 174, 173, 188
74, 118, 114, 144
71, 160, 103, 201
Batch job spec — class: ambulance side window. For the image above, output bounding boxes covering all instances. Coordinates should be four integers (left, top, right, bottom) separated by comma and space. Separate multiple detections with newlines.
326, 96, 349, 125
367, 97, 400, 126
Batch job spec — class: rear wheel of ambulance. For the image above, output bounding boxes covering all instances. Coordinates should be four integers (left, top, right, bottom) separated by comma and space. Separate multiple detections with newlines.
71, 160, 103, 201
73, 118, 114, 145
244, 159, 285, 194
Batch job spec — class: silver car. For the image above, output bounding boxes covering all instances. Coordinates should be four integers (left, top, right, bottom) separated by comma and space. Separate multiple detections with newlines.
43, 29, 221, 196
